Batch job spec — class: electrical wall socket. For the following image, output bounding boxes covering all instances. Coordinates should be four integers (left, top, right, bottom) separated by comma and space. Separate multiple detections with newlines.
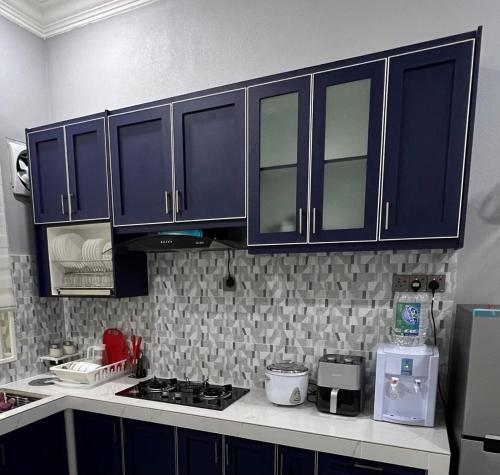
392, 274, 445, 293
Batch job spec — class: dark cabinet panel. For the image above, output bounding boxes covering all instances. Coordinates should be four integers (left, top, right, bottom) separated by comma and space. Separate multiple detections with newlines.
74, 410, 122, 475
278, 445, 315, 475
248, 76, 311, 245
310, 60, 385, 243
318, 452, 425, 475
173, 90, 246, 222
177, 428, 222, 475
225, 436, 275, 475
28, 127, 68, 223
123, 419, 175, 475
381, 41, 474, 240
0, 413, 68, 475
109, 105, 173, 226
66, 119, 109, 220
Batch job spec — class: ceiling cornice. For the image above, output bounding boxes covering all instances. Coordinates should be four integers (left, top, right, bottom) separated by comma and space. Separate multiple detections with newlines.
0, 0, 160, 39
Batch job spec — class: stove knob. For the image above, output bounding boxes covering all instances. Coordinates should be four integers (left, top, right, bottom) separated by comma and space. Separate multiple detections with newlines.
161, 390, 169, 399
174, 391, 182, 400
344, 357, 353, 364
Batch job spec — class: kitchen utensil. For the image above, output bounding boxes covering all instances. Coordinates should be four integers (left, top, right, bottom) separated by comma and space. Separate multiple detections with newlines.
86, 344, 106, 365
103, 329, 128, 364
49, 343, 63, 358
63, 340, 76, 355
265, 361, 309, 406
316, 354, 365, 416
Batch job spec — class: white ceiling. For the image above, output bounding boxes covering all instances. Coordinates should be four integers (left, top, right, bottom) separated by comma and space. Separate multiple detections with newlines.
0, 0, 160, 38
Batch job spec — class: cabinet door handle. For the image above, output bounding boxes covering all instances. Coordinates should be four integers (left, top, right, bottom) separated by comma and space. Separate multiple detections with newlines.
280, 453, 283, 475
165, 191, 170, 215
214, 441, 218, 465
60, 194, 66, 215
225, 443, 229, 466
113, 423, 117, 444
175, 190, 181, 214
354, 462, 383, 472
298, 208, 303, 234
384, 201, 390, 230
1, 443, 5, 466
312, 207, 317, 234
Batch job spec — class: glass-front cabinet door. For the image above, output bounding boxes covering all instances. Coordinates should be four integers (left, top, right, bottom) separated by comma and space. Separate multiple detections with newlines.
310, 60, 385, 243
248, 76, 311, 245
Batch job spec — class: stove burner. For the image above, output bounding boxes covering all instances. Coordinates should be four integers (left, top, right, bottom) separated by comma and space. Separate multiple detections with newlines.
200, 385, 232, 400
141, 377, 177, 394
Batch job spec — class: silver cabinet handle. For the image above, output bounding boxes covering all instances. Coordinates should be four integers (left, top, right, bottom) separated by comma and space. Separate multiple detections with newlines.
312, 207, 317, 234
1, 444, 5, 466
214, 441, 218, 465
280, 453, 283, 475
385, 201, 390, 230
354, 462, 383, 472
175, 190, 181, 214
225, 443, 229, 466
60, 194, 66, 215
298, 208, 303, 234
165, 191, 170, 215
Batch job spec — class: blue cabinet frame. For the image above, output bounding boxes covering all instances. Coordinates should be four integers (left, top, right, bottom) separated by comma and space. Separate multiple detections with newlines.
225, 436, 275, 475
177, 428, 222, 475
278, 445, 315, 475
66, 118, 109, 221
248, 76, 311, 246
109, 105, 173, 226
310, 60, 385, 243
380, 41, 474, 240
28, 127, 68, 223
173, 90, 246, 223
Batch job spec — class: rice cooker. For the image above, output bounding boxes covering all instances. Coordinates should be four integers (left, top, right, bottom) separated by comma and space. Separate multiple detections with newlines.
265, 361, 309, 405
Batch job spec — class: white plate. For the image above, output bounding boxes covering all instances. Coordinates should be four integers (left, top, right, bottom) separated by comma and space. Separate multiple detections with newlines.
93, 238, 106, 261
61, 233, 84, 261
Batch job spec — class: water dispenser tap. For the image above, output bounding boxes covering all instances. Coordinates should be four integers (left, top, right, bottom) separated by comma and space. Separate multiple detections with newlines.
414, 378, 422, 393
390, 377, 399, 399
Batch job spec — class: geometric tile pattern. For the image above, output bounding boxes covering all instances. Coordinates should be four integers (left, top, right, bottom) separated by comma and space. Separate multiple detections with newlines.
0, 255, 63, 384
63, 249, 458, 389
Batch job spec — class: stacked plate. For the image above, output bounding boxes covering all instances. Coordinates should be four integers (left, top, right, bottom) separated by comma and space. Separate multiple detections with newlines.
50, 233, 84, 262
82, 238, 112, 262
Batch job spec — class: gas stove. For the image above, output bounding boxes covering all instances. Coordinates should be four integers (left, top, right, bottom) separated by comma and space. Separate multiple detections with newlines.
116, 377, 249, 411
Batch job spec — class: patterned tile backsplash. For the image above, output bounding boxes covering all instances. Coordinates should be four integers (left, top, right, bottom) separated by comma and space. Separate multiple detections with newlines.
59, 249, 458, 389
0, 255, 63, 384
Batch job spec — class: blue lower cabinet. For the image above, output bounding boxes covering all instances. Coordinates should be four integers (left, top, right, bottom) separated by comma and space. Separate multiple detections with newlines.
318, 452, 425, 475
0, 413, 68, 475
123, 419, 175, 475
74, 410, 122, 475
278, 445, 315, 475
177, 428, 222, 475
225, 436, 275, 475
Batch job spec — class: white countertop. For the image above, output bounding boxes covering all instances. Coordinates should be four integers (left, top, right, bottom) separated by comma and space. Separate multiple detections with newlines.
0, 375, 450, 475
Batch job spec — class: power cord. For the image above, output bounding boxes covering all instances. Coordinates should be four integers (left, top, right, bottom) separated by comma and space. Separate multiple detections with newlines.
428, 279, 447, 409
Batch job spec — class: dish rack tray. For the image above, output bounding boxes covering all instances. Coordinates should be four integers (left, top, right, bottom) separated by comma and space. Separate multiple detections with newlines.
52, 259, 113, 273
50, 358, 128, 386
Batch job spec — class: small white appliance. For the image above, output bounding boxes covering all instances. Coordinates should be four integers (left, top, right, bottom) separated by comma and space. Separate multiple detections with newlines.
6, 140, 30, 197
265, 361, 309, 406
374, 344, 439, 427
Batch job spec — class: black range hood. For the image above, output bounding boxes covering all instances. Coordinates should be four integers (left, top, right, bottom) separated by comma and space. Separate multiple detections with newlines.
114, 228, 246, 253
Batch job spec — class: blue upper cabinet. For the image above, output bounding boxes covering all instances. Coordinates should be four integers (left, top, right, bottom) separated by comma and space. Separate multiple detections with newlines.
380, 41, 474, 240
109, 105, 173, 226
28, 127, 68, 223
248, 76, 311, 246
66, 119, 109, 221
173, 90, 246, 222
310, 60, 385, 243
28, 118, 109, 224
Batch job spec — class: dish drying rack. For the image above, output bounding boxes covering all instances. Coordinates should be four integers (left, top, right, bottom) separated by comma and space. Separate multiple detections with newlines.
50, 358, 129, 387
52, 259, 114, 294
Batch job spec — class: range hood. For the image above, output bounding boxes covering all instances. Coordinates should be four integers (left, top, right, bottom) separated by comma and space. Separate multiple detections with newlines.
115, 229, 246, 253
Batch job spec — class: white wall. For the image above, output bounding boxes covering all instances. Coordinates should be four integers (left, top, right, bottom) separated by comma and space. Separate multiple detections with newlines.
41, 0, 500, 303
0, 16, 49, 255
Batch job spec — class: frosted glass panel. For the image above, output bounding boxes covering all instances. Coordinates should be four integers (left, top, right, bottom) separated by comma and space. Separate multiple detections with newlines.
323, 158, 366, 230
260, 93, 299, 168
260, 167, 296, 233
324, 79, 370, 160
